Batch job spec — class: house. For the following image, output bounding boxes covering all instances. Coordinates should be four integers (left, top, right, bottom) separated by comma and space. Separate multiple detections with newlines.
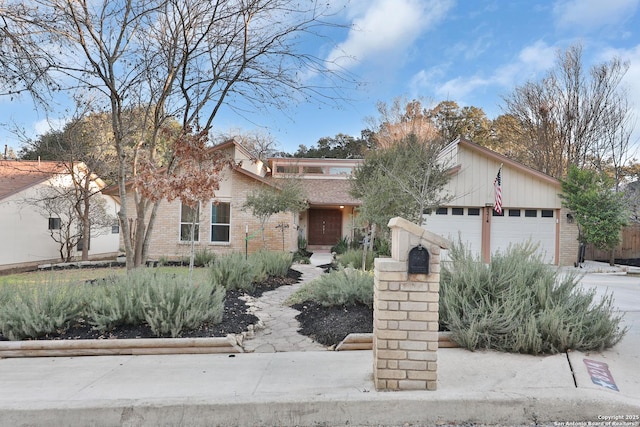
0, 160, 121, 272
108, 138, 578, 266
423, 138, 579, 266
108, 140, 363, 261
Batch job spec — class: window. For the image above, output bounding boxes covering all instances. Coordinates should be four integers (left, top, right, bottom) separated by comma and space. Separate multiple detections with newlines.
436, 207, 448, 215
541, 210, 554, 218
211, 202, 231, 243
112, 224, 120, 234
468, 208, 480, 216
276, 165, 299, 174
328, 166, 353, 175
508, 209, 521, 217
525, 209, 537, 218
302, 166, 324, 174
180, 203, 200, 242
452, 208, 464, 215
48, 217, 61, 230
492, 209, 504, 216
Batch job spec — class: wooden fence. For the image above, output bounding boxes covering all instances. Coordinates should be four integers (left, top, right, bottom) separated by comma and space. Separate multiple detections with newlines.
585, 223, 640, 261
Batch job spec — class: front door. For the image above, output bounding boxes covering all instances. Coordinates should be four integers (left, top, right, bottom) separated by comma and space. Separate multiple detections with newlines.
308, 209, 343, 246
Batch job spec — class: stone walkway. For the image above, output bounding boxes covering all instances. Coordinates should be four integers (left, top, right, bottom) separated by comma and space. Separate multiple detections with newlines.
242, 263, 328, 353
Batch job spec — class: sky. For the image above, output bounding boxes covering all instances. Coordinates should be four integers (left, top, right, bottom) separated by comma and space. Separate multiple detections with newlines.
2, 0, 640, 156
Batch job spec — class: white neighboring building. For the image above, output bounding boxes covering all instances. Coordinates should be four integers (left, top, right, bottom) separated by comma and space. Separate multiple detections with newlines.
0, 160, 121, 272
423, 138, 579, 266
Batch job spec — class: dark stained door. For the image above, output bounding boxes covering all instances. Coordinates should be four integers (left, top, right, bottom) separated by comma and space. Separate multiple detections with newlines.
308, 209, 343, 246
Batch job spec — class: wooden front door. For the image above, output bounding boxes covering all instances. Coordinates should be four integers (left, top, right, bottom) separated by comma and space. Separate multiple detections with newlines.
308, 209, 343, 246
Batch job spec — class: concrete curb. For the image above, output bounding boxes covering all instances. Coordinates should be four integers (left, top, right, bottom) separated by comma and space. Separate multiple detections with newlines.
1, 387, 637, 427
0, 335, 243, 358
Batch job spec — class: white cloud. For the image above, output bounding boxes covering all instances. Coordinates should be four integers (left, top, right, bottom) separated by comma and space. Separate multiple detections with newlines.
326, 0, 454, 70
553, 0, 639, 32
413, 40, 557, 103
33, 118, 68, 137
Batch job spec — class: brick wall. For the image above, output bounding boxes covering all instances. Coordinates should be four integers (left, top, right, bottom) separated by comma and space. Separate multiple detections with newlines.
559, 207, 580, 266
373, 217, 450, 391
118, 168, 297, 261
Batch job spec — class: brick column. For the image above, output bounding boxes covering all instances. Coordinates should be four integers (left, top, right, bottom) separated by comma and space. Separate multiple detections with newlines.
373, 217, 450, 391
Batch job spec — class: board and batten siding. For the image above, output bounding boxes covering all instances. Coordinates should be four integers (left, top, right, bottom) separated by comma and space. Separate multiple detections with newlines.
441, 141, 561, 209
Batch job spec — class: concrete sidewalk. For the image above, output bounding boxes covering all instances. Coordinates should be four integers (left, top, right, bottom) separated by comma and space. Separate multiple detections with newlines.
1, 344, 638, 427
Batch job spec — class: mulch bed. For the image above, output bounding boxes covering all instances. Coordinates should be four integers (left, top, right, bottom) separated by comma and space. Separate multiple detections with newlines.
293, 301, 373, 347
0, 269, 303, 341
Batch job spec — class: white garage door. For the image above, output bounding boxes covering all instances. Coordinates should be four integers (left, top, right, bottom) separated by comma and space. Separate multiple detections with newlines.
491, 208, 556, 264
422, 207, 482, 262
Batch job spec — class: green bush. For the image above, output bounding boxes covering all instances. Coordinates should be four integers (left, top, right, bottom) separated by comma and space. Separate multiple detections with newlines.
193, 248, 216, 267
288, 266, 373, 308
331, 237, 350, 255
253, 250, 293, 278
208, 252, 260, 293
337, 249, 376, 271
440, 241, 627, 355
0, 282, 85, 340
85, 274, 147, 332
374, 238, 391, 257
139, 272, 225, 338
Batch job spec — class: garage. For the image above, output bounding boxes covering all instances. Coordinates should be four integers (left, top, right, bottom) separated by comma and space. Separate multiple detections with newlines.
419, 138, 577, 266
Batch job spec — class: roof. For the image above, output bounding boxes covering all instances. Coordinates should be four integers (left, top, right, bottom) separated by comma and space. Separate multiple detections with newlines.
0, 160, 67, 201
297, 179, 361, 206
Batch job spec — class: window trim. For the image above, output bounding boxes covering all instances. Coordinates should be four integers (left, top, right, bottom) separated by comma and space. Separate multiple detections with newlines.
48, 217, 61, 230
210, 200, 231, 244
179, 202, 200, 242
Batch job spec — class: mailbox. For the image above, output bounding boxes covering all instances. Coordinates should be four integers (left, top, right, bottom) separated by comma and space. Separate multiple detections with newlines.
408, 244, 429, 274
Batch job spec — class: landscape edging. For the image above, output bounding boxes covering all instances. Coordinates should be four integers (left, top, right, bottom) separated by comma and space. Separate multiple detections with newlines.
0, 335, 243, 358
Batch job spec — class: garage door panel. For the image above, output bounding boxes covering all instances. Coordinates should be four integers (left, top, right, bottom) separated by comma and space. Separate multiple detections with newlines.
491, 210, 555, 263
423, 208, 482, 262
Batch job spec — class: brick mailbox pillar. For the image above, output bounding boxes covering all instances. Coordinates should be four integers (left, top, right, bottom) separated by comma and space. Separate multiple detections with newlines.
373, 217, 451, 391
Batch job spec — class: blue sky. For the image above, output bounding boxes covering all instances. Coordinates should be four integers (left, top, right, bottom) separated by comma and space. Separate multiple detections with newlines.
3, 0, 640, 155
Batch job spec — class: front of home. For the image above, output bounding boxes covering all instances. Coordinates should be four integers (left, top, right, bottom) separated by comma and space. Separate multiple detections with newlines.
0, 160, 121, 271
117, 141, 363, 261
112, 138, 578, 266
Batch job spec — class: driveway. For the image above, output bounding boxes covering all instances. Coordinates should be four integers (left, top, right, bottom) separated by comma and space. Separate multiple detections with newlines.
578, 271, 640, 338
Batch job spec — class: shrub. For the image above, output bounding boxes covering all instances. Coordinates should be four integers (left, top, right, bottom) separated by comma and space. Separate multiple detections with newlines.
0, 282, 85, 340
288, 266, 373, 308
139, 272, 224, 338
374, 238, 391, 257
208, 252, 260, 293
440, 241, 627, 355
193, 248, 216, 267
85, 274, 146, 332
337, 249, 376, 271
253, 250, 293, 278
331, 237, 350, 255
87, 270, 224, 338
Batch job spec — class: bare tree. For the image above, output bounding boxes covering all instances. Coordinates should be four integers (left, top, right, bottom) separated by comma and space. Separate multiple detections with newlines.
213, 128, 280, 160
3, 0, 353, 269
22, 169, 115, 262
502, 44, 634, 179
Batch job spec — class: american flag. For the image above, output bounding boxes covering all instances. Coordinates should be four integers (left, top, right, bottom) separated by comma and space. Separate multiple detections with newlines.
494, 166, 502, 214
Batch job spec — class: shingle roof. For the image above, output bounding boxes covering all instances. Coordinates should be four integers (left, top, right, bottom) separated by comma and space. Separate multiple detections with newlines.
297, 179, 361, 206
0, 161, 66, 200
